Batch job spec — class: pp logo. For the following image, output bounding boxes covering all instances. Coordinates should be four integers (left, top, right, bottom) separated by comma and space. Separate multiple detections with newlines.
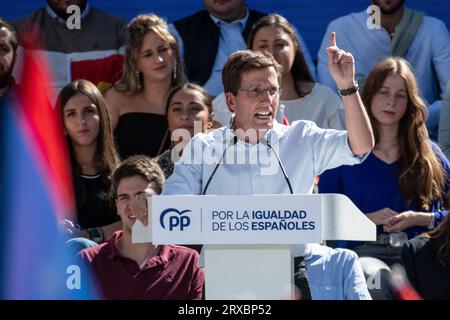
160, 208, 191, 231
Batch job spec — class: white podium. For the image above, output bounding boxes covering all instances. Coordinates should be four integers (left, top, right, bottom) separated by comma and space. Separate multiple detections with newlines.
132, 194, 375, 300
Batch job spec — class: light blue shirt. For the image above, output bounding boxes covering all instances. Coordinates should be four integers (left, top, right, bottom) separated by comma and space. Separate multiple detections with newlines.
169, 10, 316, 97
304, 244, 372, 300
317, 10, 450, 139
202, 12, 248, 96
162, 120, 366, 196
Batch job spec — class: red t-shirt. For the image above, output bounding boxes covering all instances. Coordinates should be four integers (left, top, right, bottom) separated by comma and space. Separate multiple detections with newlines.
79, 231, 204, 299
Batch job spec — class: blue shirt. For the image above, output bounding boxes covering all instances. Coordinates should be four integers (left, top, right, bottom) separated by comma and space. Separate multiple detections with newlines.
318, 147, 450, 249
317, 10, 450, 139
305, 244, 371, 300
203, 11, 249, 96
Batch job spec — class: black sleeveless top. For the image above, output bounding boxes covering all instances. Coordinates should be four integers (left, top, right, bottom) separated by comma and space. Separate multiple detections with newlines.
114, 112, 170, 159
75, 173, 119, 229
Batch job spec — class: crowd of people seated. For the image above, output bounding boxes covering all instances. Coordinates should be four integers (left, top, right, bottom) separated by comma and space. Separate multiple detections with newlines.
0, 0, 449, 300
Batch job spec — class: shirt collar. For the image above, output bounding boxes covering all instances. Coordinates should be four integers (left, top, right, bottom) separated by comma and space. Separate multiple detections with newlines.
105, 231, 124, 259
105, 231, 174, 264
46, 3, 90, 25
209, 7, 249, 30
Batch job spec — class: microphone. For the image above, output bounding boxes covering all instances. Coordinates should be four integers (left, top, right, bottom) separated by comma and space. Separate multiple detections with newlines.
202, 135, 294, 195
202, 135, 238, 195
261, 137, 293, 194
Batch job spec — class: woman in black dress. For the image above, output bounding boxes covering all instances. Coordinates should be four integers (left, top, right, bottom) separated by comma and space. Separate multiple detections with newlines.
58, 80, 121, 247
105, 14, 186, 159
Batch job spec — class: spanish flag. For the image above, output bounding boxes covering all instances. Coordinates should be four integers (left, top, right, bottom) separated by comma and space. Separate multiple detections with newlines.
0, 38, 97, 299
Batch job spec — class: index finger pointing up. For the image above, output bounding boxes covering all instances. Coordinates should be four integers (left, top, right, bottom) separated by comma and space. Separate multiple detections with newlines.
329, 32, 336, 47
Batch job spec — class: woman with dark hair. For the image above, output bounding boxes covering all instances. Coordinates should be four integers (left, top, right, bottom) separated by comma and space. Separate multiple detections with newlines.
156, 83, 214, 179
105, 14, 187, 159
213, 14, 345, 129
319, 56, 450, 298
402, 212, 450, 299
58, 79, 121, 246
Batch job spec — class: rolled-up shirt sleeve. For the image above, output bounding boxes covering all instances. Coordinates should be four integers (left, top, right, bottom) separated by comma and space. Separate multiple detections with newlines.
301, 121, 368, 176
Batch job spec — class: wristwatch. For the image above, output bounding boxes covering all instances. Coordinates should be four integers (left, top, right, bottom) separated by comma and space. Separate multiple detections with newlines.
339, 81, 359, 96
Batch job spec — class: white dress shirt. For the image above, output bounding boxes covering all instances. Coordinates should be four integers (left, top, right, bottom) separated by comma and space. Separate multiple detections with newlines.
162, 120, 366, 196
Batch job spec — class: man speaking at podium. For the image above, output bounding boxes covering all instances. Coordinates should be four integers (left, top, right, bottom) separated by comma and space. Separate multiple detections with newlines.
158, 33, 374, 299
162, 32, 374, 197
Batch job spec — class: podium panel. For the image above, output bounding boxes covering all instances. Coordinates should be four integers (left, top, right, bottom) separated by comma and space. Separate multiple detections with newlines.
132, 194, 376, 299
204, 245, 293, 300
132, 193, 376, 244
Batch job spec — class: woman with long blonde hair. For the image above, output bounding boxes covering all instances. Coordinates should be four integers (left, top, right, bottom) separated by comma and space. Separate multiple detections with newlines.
105, 14, 186, 159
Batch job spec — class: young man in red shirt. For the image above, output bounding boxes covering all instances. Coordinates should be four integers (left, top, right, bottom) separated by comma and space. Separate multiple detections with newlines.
79, 155, 204, 299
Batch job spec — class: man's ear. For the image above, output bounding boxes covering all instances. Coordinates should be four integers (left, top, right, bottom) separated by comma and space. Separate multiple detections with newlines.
225, 92, 236, 113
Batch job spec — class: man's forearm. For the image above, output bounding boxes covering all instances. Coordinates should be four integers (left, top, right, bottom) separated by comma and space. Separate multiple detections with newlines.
342, 91, 374, 156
